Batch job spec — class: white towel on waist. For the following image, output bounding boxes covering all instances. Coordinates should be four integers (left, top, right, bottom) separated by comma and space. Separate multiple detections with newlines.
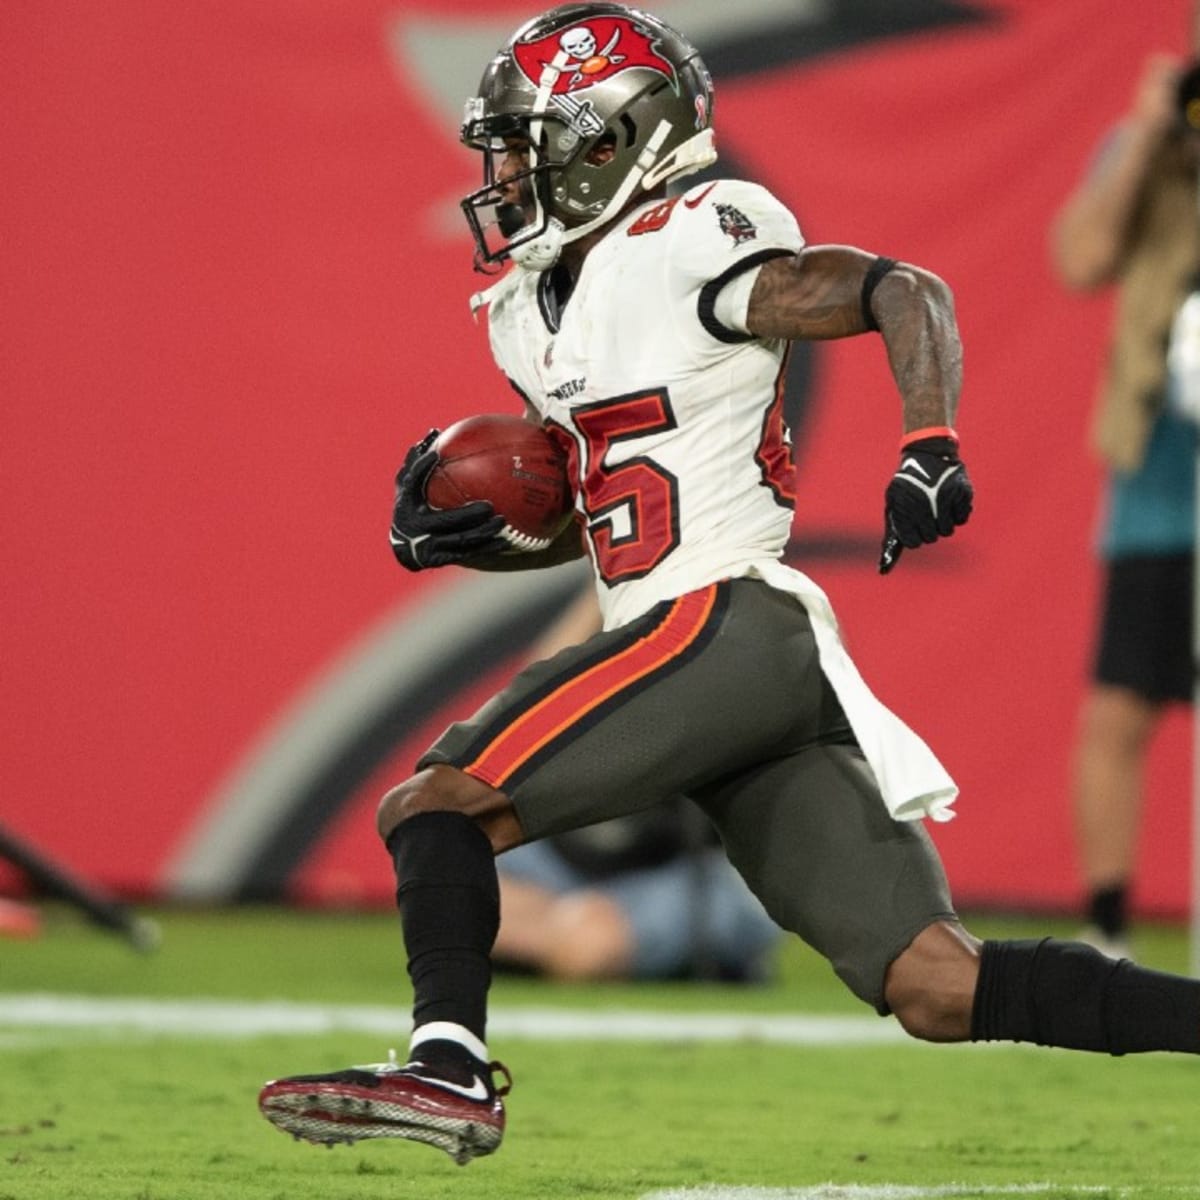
747, 560, 958, 823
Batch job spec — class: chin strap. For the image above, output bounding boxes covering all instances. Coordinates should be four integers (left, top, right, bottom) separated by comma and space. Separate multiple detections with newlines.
509, 217, 567, 270
643, 127, 717, 189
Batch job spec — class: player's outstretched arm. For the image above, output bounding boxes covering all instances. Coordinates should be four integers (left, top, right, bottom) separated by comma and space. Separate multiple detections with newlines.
745, 246, 970, 572
746, 246, 962, 430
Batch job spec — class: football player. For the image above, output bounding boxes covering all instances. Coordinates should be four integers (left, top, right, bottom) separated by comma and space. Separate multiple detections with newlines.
260, 2, 1200, 1165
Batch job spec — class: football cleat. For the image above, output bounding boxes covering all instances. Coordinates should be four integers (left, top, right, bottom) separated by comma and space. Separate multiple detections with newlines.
258, 1049, 513, 1165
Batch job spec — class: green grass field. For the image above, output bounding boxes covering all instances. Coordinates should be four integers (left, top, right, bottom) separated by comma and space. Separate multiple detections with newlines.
1, 905, 1197, 1200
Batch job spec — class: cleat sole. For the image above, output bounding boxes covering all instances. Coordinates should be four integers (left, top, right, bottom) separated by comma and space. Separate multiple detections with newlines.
258, 1059, 510, 1164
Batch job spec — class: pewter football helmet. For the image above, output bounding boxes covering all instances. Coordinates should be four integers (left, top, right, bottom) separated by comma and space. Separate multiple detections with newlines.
460, 3, 717, 271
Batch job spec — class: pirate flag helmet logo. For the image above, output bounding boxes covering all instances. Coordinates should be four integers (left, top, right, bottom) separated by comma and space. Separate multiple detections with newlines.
460, 3, 717, 272
512, 15, 677, 97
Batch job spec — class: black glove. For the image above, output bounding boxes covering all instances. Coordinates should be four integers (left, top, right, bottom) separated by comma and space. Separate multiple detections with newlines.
878, 434, 973, 574
389, 430, 507, 571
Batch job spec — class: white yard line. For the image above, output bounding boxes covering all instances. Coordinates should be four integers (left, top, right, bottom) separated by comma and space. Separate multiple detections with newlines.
0, 994, 909, 1044
641, 1187, 1125, 1199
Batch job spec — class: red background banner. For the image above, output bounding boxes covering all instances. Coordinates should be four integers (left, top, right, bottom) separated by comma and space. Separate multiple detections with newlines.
3, 1, 1193, 914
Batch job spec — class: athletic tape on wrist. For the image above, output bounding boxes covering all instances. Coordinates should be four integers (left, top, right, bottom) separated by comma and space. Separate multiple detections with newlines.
899, 425, 958, 450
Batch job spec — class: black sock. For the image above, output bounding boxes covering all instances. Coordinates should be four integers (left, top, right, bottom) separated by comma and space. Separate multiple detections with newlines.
387, 811, 499, 1043
1088, 884, 1128, 938
971, 938, 1200, 1055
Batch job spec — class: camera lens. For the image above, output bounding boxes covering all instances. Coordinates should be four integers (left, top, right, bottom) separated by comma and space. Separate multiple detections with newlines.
1177, 60, 1200, 132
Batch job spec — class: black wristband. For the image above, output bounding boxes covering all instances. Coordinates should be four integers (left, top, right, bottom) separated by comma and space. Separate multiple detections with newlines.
861, 256, 898, 332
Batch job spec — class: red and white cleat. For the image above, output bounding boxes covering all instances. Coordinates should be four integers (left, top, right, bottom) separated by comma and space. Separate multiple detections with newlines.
258, 1050, 512, 1165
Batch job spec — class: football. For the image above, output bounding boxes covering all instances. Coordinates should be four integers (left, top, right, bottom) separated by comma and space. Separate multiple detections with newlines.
426, 414, 574, 551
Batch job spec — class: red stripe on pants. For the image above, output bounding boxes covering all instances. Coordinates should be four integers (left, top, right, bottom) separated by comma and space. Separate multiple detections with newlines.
463, 585, 720, 789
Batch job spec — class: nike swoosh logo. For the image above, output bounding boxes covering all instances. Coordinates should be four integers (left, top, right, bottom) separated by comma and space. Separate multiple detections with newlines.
899, 456, 931, 480
418, 1072, 489, 1101
683, 182, 718, 209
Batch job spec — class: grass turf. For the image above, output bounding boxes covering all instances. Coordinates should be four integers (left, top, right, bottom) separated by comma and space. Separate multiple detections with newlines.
0, 905, 1197, 1200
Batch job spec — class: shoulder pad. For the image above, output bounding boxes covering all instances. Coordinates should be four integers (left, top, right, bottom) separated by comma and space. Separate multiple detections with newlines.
659, 179, 804, 286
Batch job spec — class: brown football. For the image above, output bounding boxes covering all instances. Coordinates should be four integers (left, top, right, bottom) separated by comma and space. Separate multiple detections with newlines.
426, 414, 573, 550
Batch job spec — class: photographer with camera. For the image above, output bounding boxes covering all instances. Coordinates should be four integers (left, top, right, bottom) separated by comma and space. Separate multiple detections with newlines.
1050, 40, 1200, 959
494, 799, 781, 982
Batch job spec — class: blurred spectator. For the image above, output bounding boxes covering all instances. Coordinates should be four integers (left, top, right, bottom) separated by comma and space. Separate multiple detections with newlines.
1049, 46, 1200, 958
494, 588, 781, 981
0, 897, 40, 939
495, 802, 781, 982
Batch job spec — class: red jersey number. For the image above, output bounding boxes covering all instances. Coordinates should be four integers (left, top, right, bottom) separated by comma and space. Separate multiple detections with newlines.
755, 349, 797, 507
573, 390, 681, 585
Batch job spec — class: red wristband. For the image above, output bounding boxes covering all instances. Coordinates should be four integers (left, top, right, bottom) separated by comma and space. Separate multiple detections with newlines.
900, 425, 958, 450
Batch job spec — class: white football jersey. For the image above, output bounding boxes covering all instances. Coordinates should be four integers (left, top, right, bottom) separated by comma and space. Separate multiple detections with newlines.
481, 178, 806, 629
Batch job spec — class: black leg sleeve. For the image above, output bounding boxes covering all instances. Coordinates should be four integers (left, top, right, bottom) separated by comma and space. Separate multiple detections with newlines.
387, 810, 500, 1042
971, 938, 1200, 1055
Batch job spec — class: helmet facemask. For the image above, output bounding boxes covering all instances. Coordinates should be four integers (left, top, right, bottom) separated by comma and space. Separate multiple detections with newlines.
460, 107, 580, 273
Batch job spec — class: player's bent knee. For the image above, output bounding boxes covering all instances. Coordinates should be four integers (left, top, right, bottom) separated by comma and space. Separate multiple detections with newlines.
884, 920, 981, 1042
376, 764, 522, 853
890, 987, 972, 1043
376, 769, 449, 839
